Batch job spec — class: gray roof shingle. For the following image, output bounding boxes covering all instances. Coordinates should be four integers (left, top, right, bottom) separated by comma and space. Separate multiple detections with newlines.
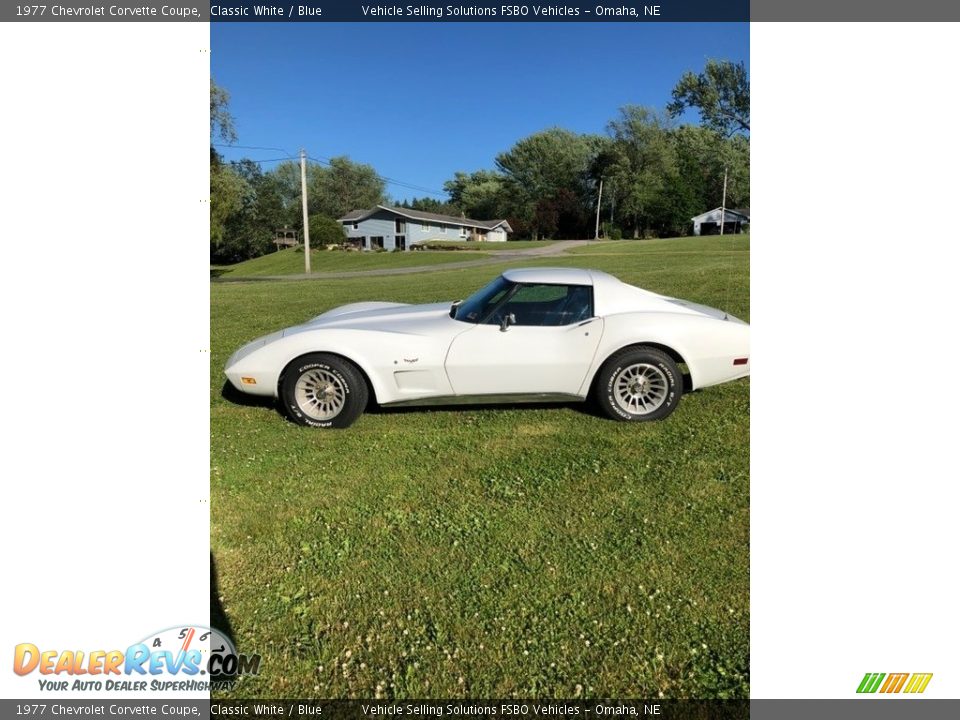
338, 205, 512, 232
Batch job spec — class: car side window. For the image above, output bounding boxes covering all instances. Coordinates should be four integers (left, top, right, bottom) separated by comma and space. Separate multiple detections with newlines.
487, 284, 593, 327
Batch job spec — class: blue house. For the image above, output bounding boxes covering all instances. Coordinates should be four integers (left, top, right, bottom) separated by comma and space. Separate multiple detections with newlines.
338, 205, 512, 251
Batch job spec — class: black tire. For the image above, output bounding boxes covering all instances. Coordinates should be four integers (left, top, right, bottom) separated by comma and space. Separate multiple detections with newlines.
594, 346, 682, 422
279, 353, 368, 429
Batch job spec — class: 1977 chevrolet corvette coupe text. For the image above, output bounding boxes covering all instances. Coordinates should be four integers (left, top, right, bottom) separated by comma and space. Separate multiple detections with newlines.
224, 268, 750, 428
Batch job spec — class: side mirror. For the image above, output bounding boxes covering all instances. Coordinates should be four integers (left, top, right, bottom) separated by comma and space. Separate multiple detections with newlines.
449, 300, 462, 319
500, 313, 517, 332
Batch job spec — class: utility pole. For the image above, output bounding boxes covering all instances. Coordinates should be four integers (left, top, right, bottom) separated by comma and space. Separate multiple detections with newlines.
594, 178, 603, 239
719, 166, 728, 237
300, 148, 311, 273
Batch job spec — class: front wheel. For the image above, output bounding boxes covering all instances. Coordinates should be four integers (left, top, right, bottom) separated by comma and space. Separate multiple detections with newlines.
594, 346, 682, 422
280, 353, 368, 428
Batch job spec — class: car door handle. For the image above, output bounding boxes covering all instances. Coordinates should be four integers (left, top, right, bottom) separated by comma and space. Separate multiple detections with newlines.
577, 317, 599, 327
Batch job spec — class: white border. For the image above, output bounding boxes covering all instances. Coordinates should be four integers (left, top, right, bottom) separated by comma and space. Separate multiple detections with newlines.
0, 21, 210, 698
751, 22, 960, 698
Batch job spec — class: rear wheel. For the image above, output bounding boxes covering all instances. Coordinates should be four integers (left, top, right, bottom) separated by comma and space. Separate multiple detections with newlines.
280, 353, 368, 428
594, 346, 682, 422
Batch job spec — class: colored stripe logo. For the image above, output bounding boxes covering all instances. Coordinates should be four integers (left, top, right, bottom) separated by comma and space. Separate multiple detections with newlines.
857, 672, 932, 694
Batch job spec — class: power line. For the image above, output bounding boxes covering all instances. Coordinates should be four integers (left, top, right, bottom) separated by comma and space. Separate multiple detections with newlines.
226, 157, 295, 164
213, 143, 293, 155
212, 143, 448, 198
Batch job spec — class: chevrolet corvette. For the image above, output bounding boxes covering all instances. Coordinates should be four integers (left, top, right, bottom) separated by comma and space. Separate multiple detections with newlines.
224, 268, 749, 428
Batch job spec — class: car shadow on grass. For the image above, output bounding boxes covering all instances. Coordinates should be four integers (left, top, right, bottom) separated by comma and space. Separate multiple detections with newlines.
209, 552, 239, 686
367, 398, 615, 421
221, 380, 275, 409
210, 552, 235, 646
221, 374, 694, 422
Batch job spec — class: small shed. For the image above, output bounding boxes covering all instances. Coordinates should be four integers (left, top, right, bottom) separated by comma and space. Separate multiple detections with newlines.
691, 208, 749, 236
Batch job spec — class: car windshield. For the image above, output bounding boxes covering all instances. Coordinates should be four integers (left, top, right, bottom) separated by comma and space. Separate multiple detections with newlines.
453, 276, 514, 323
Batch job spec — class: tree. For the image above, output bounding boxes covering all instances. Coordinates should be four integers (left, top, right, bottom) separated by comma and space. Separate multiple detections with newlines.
671, 125, 750, 221
396, 196, 461, 216
311, 156, 386, 219
495, 128, 600, 238
667, 59, 750, 137
210, 160, 249, 260
307, 214, 348, 247
266, 156, 386, 231
588, 139, 619, 237
270, 160, 322, 226
210, 79, 237, 144
606, 107, 679, 237
210, 80, 243, 255
215, 160, 288, 263
443, 170, 507, 220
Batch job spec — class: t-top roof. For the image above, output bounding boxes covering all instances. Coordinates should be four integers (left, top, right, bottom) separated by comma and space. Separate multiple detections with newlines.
502, 267, 601, 286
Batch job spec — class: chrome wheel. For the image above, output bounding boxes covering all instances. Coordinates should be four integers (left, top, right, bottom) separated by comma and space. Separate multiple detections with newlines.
613, 363, 669, 416
294, 368, 347, 421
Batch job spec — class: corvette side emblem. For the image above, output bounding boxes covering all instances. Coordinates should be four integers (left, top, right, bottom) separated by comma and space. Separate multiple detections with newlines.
403, 358, 419, 364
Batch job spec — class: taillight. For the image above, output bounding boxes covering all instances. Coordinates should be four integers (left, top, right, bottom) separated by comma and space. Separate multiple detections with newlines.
733, 358, 748, 366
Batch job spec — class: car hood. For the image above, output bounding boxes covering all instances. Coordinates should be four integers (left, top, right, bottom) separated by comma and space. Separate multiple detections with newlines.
285, 301, 456, 337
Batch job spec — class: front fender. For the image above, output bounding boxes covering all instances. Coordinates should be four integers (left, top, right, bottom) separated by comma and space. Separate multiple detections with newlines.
224, 327, 457, 403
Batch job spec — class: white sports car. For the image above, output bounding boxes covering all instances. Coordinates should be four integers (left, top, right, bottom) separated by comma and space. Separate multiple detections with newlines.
224, 268, 749, 428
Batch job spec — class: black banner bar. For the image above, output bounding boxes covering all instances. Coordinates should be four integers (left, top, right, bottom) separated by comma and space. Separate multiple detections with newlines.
4, 0, 958, 21
4, 699, 960, 719
209, 1, 748, 22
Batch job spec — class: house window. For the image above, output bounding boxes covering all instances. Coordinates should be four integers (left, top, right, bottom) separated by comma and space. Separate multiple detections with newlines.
459, 227, 468, 238
421, 223, 431, 232
396, 235, 406, 251
352, 222, 359, 230
439, 225, 447, 234
395, 219, 405, 233
370, 236, 385, 249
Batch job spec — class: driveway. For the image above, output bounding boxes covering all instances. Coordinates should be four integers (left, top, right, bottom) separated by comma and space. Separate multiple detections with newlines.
213, 240, 595, 283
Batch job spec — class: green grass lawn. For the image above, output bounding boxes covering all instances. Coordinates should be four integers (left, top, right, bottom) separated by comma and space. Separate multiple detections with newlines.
567, 235, 750, 257
211, 236, 749, 699
213, 247, 492, 278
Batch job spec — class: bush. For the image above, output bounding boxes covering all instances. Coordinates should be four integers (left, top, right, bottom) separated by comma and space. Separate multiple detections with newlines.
416, 241, 470, 251
307, 214, 347, 247
602, 222, 623, 241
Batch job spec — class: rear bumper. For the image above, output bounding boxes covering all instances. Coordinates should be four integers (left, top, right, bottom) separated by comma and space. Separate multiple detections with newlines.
692, 356, 750, 390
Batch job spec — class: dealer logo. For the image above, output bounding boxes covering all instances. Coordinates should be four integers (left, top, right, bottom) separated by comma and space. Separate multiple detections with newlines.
13, 625, 261, 692
856, 672, 933, 694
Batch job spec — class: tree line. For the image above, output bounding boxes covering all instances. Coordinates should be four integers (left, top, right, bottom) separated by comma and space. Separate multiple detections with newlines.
211, 59, 749, 263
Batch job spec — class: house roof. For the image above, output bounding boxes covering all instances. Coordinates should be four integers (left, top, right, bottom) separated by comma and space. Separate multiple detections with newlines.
691, 207, 750, 222
339, 204, 513, 233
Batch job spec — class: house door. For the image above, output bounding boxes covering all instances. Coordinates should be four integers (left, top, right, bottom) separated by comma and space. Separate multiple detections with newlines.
396, 235, 406, 251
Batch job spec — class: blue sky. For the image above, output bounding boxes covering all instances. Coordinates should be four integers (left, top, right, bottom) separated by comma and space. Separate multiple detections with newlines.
212, 23, 748, 201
